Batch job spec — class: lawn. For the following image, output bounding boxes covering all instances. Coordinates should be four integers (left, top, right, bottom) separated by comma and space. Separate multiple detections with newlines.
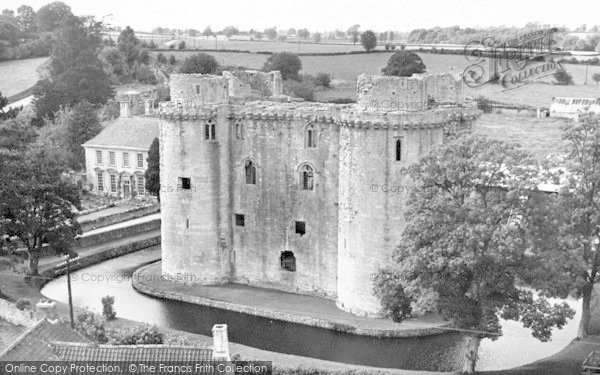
473, 113, 570, 161
0, 56, 48, 98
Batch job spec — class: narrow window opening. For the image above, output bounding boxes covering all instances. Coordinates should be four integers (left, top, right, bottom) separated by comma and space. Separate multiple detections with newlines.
205, 124, 210, 140
295, 221, 306, 235
300, 165, 314, 190
179, 177, 191, 190
305, 124, 316, 148
245, 160, 256, 184
196, 85, 200, 94
235, 214, 245, 227
186, 218, 189, 228
211, 123, 216, 140
280, 251, 296, 272
395, 139, 402, 161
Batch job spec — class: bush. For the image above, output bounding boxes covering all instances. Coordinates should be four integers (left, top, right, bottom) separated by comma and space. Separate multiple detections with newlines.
109, 324, 163, 345
169, 55, 176, 65
328, 98, 356, 104
262, 52, 302, 81
101, 295, 116, 320
157, 53, 167, 64
178, 41, 186, 50
133, 64, 157, 84
15, 298, 31, 311
284, 79, 315, 101
314, 72, 331, 88
179, 53, 219, 74
372, 269, 412, 322
360, 30, 378, 52
382, 49, 426, 77
74, 308, 108, 343
554, 70, 574, 85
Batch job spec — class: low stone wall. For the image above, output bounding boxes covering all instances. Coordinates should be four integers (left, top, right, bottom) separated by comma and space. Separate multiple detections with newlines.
76, 218, 160, 248
0, 298, 40, 327
42, 235, 161, 279
79, 204, 159, 232
132, 262, 449, 339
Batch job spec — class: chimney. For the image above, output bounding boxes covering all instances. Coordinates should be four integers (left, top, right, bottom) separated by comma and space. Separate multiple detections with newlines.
119, 101, 131, 117
211, 324, 230, 360
36, 299, 58, 322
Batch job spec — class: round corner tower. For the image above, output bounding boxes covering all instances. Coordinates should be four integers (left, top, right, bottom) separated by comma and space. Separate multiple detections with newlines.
159, 74, 234, 285
336, 73, 480, 317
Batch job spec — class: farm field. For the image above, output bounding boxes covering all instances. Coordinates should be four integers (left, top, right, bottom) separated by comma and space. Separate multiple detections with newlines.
157, 50, 600, 107
474, 113, 570, 161
0, 56, 48, 98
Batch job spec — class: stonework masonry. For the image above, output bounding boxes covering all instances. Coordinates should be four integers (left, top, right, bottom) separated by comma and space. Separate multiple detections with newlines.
158, 70, 480, 317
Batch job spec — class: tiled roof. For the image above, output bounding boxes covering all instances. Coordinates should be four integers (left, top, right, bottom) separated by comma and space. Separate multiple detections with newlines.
0, 319, 91, 361
50, 342, 213, 362
82, 116, 159, 150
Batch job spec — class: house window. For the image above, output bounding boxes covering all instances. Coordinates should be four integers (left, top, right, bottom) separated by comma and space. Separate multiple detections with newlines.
280, 251, 296, 272
245, 160, 256, 184
295, 221, 306, 235
235, 214, 245, 227
300, 164, 314, 190
235, 121, 244, 140
204, 120, 216, 140
137, 175, 145, 195
109, 174, 117, 193
179, 177, 191, 190
305, 124, 316, 148
395, 139, 402, 161
97, 172, 104, 191
95, 150, 103, 165
123, 152, 129, 167
109, 151, 116, 166
137, 153, 144, 168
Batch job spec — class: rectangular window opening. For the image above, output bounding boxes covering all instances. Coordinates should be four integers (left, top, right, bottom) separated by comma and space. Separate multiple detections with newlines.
179, 177, 191, 190
295, 221, 306, 235
137, 153, 144, 168
235, 214, 245, 227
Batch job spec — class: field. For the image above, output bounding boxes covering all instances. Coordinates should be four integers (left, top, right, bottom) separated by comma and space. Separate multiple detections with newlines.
474, 113, 570, 161
0, 56, 48, 98
157, 50, 600, 106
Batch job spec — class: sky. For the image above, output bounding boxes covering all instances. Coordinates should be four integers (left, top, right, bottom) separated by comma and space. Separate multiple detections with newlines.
3, 0, 600, 33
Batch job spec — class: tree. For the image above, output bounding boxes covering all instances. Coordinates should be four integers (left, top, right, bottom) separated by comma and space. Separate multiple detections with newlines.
553, 70, 574, 85
35, 1, 72, 33
202, 26, 213, 37
376, 133, 574, 373
347, 24, 360, 44
593, 73, 600, 84
156, 53, 167, 64
297, 28, 310, 39
168, 55, 176, 65
16, 5, 36, 38
0, 91, 21, 120
264, 27, 277, 40
382, 49, 426, 77
178, 40, 186, 50
179, 53, 218, 74
145, 138, 160, 201
524, 114, 600, 338
117, 26, 140, 68
0, 16, 19, 46
312, 32, 322, 43
222, 26, 239, 38
262, 52, 302, 81
0, 147, 81, 275
360, 30, 377, 52
33, 15, 112, 126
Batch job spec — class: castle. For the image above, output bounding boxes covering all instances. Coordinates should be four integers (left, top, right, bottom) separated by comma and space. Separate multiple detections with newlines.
158, 69, 480, 317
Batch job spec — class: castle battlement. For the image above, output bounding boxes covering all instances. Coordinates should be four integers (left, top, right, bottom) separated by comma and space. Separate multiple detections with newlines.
159, 70, 481, 318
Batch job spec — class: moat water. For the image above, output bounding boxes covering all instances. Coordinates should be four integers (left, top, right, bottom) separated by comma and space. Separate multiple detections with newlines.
41, 247, 581, 371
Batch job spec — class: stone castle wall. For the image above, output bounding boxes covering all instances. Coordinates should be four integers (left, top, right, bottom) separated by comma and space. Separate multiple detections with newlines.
170, 74, 230, 105
159, 71, 481, 316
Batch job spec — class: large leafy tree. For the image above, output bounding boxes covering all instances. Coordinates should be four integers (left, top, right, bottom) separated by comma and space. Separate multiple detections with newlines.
117, 26, 140, 68
524, 113, 600, 338
0, 122, 80, 275
179, 53, 219, 74
376, 133, 574, 373
35, 1, 72, 33
33, 15, 112, 126
262, 52, 302, 81
145, 138, 160, 202
16, 5, 36, 39
360, 30, 377, 52
382, 48, 426, 77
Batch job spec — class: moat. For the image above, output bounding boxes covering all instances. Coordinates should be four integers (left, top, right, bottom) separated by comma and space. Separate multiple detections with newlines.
41, 247, 581, 371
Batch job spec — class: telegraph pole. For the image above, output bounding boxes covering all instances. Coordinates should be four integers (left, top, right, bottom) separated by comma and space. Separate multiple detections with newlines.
65, 255, 74, 329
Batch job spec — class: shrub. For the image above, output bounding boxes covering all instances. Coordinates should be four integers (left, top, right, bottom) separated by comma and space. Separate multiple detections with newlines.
262, 52, 302, 81
74, 308, 108, 343
284, 79, 314, 101
15, 298, 31, 311
101, 295, 116, 320
168, 55, 176, 65
360, 30, 378, 52
149, 40, 157, 49
178, 41, 186, 50
109, 324, 163, 345
179, 53, 219, 74
328, 98, 356, 104
382, 49, 426, 77
314, 72, 331, 88
372, 269, 412, 322
156, 53, 167, 64
554, 70, 574, 85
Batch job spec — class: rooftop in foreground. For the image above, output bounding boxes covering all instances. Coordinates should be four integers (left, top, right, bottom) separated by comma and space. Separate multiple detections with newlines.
133, 262, 451, 338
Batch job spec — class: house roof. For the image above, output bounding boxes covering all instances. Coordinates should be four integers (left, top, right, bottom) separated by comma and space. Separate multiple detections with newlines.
50, 342, 213, 362
0, 319, 91, 361
83, 116, 159, 150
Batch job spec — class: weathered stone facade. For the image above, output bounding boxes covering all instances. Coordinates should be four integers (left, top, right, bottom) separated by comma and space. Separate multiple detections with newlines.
159, 70, 480, 317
